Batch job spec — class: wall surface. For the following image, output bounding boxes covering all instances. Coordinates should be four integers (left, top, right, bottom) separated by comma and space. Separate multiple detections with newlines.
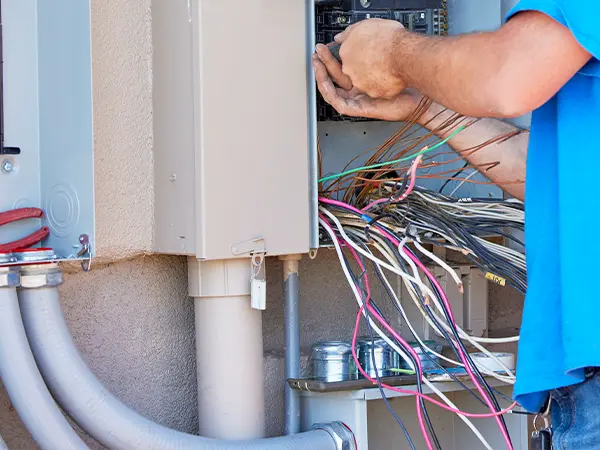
91, 0, 155, 261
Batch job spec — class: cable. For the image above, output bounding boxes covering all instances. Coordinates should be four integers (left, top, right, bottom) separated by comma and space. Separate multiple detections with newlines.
319, 203, 515, 450
320, 216, 505, 450
318, 127, 465, 184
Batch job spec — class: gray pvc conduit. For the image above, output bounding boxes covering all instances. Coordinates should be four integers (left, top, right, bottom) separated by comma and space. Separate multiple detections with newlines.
282, 257, 301, 435
0, 287, 88, 450
18, 286, 338, 450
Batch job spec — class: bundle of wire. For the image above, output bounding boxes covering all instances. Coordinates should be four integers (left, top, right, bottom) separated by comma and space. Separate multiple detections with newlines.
317, 118, 526, 448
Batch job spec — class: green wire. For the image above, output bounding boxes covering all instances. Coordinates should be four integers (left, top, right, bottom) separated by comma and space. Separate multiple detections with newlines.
318, 126, 466, 184
389, 368, 417, 375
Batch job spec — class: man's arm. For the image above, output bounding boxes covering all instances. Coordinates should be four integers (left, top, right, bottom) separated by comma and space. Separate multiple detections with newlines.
332, 11, 592, 118
313, 54, 528, 200
418, 104, 527, 201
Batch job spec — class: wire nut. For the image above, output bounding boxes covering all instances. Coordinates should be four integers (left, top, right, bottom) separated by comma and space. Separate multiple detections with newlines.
312, 422, 356, 450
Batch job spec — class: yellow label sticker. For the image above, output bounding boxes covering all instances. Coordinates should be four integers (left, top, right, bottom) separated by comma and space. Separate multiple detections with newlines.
485, 272, 506, 287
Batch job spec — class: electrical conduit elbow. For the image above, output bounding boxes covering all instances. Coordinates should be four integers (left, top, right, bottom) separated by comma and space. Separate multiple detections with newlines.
0, 263, 88, 450
17, 265, 354, 450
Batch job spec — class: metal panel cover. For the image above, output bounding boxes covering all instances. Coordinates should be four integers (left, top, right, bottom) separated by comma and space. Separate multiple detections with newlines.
193, 0, 310, 260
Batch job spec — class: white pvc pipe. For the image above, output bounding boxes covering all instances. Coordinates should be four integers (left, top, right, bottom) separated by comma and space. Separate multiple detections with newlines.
189, 258, 265, 439
18, 285, 337, 450
0, 285, 87, 450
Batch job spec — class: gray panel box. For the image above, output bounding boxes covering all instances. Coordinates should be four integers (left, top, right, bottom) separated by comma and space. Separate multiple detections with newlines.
1, 0, 95, 260
152, 0, 312, 260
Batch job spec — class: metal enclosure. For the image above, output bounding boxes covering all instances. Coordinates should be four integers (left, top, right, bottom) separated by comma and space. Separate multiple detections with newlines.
152, 0, 312, 260
0, 0, 94, 259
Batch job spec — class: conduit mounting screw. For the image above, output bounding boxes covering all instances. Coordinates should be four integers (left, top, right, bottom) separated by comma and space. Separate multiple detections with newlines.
1, 160, 14, 173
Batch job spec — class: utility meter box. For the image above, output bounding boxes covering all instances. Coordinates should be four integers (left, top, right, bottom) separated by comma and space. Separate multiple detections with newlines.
0, 0, 94, 262
152, 0, 313, 260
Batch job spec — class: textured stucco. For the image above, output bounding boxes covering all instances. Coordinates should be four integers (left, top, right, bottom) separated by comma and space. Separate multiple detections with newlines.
91, 0, 154, 260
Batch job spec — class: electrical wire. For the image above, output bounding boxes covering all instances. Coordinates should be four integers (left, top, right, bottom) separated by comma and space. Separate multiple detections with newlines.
319, 202, 515, 450
320, 216, 511, 450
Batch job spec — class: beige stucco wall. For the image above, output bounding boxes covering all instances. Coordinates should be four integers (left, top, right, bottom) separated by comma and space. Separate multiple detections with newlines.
91, 0, 154, 261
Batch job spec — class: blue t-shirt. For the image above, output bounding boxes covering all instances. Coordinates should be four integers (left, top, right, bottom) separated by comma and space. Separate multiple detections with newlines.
507, 0, 600, 412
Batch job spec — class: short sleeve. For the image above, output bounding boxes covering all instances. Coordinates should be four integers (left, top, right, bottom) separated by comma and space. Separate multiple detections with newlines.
507, 0, 600, 61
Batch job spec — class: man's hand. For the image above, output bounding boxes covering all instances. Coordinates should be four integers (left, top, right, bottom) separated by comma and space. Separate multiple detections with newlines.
312, 50, 422, 122
323, 18, 407, 99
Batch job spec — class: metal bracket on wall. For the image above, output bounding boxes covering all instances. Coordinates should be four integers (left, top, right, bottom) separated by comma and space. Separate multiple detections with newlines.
76, 234, 92, 272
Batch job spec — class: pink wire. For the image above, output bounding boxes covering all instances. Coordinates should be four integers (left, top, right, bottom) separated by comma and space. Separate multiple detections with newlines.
344, 244, 434, 450
319, 199, 515, 450
361, 155, 422, 212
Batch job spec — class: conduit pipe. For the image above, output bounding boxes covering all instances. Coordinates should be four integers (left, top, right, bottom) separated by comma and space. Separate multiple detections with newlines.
279, 255, 302, 435
188, 258, 265, 439
0, 264, 87, 450
18, 263, 354, 450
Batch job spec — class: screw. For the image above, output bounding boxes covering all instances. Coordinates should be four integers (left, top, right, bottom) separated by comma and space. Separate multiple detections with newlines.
1, 160, 14, 173
170, 173, 177, 182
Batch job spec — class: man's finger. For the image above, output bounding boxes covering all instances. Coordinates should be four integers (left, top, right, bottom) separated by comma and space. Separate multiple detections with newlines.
312, 56, 361, 117
333, 23, 357, 43
315, 44, 353, 91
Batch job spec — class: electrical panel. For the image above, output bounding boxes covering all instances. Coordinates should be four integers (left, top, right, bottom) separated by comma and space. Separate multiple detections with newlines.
316, 0, 447, 121
0, 0, 94, 263
152, 0, 312, 260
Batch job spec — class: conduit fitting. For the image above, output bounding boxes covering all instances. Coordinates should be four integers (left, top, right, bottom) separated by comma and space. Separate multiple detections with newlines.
312, 423, 356, 450
0, 261, 19, 288
19, 262, 62, 288
19, 280, 347, 450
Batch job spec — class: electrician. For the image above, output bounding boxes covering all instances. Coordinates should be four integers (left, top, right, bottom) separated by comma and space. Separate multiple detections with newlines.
313, 1, 600, 448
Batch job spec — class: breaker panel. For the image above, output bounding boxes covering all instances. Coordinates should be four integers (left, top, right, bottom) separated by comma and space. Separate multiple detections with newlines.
316, 0, 447, 121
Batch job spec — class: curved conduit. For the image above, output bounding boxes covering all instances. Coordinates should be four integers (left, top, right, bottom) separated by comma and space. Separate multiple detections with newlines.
18, 286, 339, 450
0, 286, 88, 450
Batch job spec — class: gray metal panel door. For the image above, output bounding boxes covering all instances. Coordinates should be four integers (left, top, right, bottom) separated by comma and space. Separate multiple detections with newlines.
194, 0, 310, 260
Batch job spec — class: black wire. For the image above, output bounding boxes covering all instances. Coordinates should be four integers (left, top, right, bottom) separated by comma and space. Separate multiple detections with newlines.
338, 242, 417, 450
364, 301, 418, 450
351, 238, 442, 450
439, 161, 469, 194
368, 247, 491, 409
349, 216, 512, 444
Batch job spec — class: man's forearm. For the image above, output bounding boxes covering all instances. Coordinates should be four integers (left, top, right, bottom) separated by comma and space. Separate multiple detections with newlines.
393, 30, 513, 117
418, 104, 527, 201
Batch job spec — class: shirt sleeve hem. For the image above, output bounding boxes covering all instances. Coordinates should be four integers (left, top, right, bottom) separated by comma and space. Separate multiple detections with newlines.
506, 1, 600, 61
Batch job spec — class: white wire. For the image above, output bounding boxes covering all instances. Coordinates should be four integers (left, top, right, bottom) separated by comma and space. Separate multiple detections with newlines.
325, 210, 517, 377
319, 217, 494, 450
325, 208, 519, 354
368, 237, 516, 383
413, 240, 463, 291
449, 170, 479, 197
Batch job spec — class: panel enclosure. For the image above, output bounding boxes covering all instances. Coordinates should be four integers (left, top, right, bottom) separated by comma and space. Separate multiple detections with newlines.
152, 0, 312, 260
0, 0, 95, 260
311, 0, 509, 246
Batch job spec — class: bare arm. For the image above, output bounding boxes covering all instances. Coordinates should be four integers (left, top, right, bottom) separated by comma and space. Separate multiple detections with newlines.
313, 55, 528, 200
334, 11, 592, 118
418, 104, 527, 201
